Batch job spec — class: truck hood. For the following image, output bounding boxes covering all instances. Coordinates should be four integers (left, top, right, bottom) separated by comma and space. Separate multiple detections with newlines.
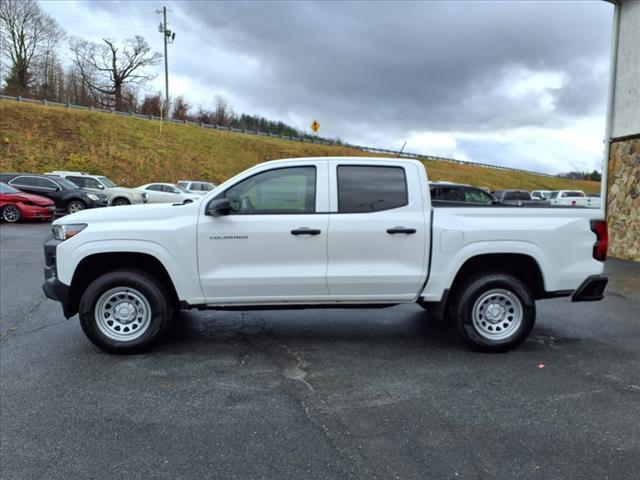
53, 201, 199, 225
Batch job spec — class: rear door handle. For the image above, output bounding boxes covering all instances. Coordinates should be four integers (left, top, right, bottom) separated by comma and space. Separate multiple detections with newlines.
387, 227, 416, 235
291, 228, 321, 236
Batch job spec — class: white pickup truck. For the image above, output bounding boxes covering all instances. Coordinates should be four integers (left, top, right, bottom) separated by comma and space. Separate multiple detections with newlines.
549, 190, 601, 209
43, 157, 609, 354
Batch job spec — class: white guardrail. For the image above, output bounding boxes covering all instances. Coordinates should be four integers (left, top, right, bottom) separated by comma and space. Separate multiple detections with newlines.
0, 94, 558, 178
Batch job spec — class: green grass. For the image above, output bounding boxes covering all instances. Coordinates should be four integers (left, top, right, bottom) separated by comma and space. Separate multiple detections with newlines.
0, 100, 600, 193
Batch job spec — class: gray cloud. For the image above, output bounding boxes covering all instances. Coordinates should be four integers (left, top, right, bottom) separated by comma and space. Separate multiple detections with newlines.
61, 0, 614, 172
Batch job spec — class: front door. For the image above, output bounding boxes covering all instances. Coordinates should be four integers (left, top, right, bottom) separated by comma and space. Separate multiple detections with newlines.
197, 163, 329, 304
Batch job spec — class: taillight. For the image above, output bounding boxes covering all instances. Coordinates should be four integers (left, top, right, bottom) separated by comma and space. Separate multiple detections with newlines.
572, 200, 577, 206
590, 220, 608, 262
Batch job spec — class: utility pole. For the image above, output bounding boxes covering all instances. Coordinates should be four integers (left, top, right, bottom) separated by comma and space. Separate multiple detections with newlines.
157, 6, 175, 119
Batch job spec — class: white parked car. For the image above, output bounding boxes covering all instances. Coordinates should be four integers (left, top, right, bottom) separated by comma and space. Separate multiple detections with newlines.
46, 171, 147, 206
549, 190, 601, 208
137, 183, 200, 204
43, 157, 608, 354
177, 180, 216, 196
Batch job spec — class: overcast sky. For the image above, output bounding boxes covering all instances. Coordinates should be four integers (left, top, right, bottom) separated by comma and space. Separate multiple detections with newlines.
40, 0, 614, 174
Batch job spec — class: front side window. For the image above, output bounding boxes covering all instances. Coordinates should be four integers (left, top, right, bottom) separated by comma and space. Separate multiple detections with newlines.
224, 166, 316, 214
464, 188, 493, 204
337, 166, 407, 213
67, 176, 86, 187
98, 176, 117, 188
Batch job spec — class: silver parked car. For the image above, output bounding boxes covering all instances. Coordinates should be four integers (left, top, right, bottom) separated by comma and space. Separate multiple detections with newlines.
137, 183, 200, 204
177, 180, 216, 196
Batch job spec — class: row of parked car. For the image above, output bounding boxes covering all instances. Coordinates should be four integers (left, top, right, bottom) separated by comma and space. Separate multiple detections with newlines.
429, 182, 601, 208
0, 171, 217, 223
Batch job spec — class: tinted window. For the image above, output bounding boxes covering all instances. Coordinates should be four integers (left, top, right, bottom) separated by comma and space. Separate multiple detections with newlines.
225, 166, 316, 214
50, 177, 79, 190
338, 166, 407, 213
563, 191, 584, 198
201, 183, 214, 191
10, 176, 40, 187
146, 185, 163, 191
464, 188, 493, 204
68, 176, 102, 189
161, 185, 179, 193
504, 191, 530, 201
549, 192, 559, 199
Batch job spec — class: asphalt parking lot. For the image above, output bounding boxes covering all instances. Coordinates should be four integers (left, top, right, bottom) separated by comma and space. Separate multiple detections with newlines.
1, 222, 639, 479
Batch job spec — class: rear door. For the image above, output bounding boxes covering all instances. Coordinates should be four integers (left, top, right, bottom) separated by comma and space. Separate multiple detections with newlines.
326, 161, 429, 301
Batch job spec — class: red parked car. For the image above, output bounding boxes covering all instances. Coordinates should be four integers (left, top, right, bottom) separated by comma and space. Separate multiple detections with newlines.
0, 182, 55, 223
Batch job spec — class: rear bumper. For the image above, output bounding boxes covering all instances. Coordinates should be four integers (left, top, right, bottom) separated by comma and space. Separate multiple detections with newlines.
572, 275, 608, 302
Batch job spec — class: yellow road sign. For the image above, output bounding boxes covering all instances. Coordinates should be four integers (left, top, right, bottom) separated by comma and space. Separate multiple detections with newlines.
311, 120, 320, 134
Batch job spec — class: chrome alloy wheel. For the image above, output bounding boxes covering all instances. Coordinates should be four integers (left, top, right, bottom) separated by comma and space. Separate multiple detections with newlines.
472, 288, 523, 341
2, 205, 20, 222
94, 287, 152, 341
67, 201, 85, 214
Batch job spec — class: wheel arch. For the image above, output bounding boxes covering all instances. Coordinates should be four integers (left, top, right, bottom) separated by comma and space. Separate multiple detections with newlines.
449, 253, 547, 301
67, 252, 180, 318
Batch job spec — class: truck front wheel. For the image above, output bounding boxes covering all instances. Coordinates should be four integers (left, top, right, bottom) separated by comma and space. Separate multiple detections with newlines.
452, 273, 535, 352
78, 270, 172, 353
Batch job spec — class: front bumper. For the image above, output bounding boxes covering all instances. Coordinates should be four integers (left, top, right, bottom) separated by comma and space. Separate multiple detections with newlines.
22, 204, 55, 220
572, 275, 608, 302
89, 197, 109, 208
42, 235, 74, 317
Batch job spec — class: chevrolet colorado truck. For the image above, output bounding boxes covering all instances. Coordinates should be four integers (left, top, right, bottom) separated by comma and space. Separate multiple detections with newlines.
42, 157, 609, 354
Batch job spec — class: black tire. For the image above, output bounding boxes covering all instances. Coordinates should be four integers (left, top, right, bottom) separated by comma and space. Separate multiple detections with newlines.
112, 197, 130, 206
66, 199, 86, 214
452, 273, 535, 353
2, 205, 22, 223
78, 270, 173, 354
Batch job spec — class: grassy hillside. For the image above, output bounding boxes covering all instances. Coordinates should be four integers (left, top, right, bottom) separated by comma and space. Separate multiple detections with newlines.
0, 100, 599, 192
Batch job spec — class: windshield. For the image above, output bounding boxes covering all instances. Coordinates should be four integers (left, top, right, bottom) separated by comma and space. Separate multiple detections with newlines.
0, 182, 20, 194
98, 176, 117, 188
177, 184, 188, 192
549, 192, 559, 199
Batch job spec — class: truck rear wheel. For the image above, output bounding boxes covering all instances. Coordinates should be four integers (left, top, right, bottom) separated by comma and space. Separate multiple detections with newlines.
452, 273, 535, 352
78, 270, 172, 353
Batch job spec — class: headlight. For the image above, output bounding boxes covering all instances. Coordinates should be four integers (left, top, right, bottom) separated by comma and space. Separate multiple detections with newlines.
52, 224, 87, 241
87, 193, 99, 201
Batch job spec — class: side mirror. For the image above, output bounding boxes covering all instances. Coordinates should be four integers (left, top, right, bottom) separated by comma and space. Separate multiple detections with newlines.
98, 184, 105, 189
206, 198, 231, 216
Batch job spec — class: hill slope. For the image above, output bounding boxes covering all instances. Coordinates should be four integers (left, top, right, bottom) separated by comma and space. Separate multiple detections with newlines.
0, 100, 599, 192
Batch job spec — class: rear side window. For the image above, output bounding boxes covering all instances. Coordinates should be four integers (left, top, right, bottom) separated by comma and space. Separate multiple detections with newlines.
337, 166, 407, 213
10, 176, 40, 187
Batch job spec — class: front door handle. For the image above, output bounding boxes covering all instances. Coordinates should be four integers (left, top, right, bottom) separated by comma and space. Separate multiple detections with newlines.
387, 227, 416, 235
291, 228, 321, 236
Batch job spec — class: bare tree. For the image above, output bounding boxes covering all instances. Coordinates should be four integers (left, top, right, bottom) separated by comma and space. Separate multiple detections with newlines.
0, 0, 64, 96
69, 35, 160, 111
172, 95, 189, 121
140, 92, 163, 116
212, 95, 231, 126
